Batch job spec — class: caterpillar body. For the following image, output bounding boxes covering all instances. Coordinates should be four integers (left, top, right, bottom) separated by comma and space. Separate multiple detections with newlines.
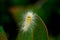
22, 11, 35, 32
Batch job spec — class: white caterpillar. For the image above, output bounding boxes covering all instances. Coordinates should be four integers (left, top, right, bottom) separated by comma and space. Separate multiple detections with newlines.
21, 11, 35, 32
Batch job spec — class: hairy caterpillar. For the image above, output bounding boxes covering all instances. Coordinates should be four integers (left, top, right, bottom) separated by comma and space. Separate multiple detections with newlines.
21, 11, 35, 32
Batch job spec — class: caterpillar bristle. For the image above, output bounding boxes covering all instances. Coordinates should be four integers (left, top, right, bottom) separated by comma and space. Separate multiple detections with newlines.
22, 11, 34, 32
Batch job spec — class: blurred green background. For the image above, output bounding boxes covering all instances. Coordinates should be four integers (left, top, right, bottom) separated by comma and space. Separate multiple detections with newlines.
0, 0, 60, 40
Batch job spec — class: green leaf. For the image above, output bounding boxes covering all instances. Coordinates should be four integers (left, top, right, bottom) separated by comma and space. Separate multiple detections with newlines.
0, 26, 7, 40
16, 10, 48, 40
